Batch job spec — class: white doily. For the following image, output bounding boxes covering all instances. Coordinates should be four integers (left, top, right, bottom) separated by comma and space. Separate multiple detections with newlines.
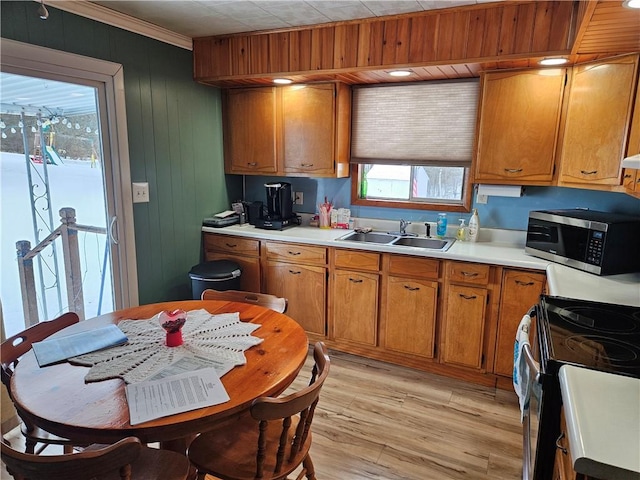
70, 309, 263, 384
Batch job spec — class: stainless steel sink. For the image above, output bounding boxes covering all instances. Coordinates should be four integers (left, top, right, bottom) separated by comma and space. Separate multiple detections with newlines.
336, 231, 455, 251
392, 237, 453, 250
337, 231, 398, 244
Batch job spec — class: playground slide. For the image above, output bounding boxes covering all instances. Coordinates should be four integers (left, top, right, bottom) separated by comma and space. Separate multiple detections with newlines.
45, 146, 64, 165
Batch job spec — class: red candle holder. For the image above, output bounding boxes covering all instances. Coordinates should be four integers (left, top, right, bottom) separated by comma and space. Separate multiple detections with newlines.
158, 309, 187, 347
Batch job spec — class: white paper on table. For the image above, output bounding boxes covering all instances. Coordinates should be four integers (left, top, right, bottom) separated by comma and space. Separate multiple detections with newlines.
125, 367, 230, 426
147, 355, 235, 381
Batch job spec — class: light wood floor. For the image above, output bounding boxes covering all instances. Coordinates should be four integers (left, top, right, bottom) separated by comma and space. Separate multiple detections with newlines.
2, 349, 523, 480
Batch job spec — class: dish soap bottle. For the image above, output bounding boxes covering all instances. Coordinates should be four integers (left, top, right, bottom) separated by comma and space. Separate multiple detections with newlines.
468, 209, 480, 242
456, 219, 467, 241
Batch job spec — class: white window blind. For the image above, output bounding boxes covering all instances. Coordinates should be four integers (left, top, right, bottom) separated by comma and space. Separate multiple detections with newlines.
351, 80, 479, 167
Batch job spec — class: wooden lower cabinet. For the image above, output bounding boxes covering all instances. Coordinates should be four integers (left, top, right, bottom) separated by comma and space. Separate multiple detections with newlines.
203, 234, 261, 293
381, 255, 439, 358
440, 284, 488, 369
493, 269, 546, 377
262, 241, 327, 337
331, 249, 380, 346
553, 408, 582, 480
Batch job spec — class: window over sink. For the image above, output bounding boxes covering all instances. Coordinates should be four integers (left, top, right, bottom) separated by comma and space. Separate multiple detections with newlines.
351, 79, 479, 211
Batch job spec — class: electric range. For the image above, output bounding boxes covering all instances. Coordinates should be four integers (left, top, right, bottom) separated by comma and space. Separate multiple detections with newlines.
530, 296, 640, 480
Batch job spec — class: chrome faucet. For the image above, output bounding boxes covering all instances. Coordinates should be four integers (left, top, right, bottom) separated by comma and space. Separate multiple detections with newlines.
399, 219, 411, 235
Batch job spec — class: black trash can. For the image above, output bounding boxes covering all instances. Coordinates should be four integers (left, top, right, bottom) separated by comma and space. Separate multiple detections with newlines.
188, 260, 242, 300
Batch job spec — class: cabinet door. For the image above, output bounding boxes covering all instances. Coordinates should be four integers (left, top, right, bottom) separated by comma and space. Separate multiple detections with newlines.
383, 276, 437, 358
474, 69, 565, 184
332, 270, 378, 346
494, 270, 545, 377
559, 54, 638, 186
441, 284, 487, 369
224, 87, 278, 174
264, 261, 326, 335
203, 252, 261, 293
282, 84, 335, 175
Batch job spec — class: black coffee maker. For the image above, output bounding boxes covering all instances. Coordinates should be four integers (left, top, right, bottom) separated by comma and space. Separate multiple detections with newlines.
265, 182, 293, 220
254, 182, 299, 230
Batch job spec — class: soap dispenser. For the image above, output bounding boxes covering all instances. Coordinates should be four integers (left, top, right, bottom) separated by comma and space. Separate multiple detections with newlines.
468, 209, 480, 242
456, 219, 467, 241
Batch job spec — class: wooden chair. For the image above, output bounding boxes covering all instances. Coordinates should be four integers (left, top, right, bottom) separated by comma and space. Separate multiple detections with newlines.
1, 436, 191, 480
201, 289, 288, 313
1, 312, 83, 454
187, 342, 330, 480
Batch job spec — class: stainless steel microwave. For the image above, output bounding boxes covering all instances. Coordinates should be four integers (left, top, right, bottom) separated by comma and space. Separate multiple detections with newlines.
525, 209, 640, 275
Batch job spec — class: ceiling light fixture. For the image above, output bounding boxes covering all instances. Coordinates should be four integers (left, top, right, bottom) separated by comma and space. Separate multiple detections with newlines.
539, 58, 568, 66
623, 0, 640, 8
37, 0, 49, 20
388, 70, 412, 77
273, 78, 293, 85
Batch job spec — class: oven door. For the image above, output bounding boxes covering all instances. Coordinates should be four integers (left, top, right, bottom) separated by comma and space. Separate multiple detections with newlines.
521, 341, 541, 480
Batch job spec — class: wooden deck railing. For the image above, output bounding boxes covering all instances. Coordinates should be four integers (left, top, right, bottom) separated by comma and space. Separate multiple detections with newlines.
16, 208, 107, 326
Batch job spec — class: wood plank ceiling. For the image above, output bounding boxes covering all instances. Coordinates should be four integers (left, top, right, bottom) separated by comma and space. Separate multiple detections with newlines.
193, 0, 640, 87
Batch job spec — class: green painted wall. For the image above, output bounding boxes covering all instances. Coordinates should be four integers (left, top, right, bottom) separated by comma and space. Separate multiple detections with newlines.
1, 1, 240, 303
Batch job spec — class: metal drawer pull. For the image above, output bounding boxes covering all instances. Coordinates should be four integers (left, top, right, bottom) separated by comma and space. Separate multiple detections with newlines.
225, 243, 237, 248
404, 285, 420, 291
459, 294, 477, 300
300, 163, 314, 167
580, 170, 597, 175
504, 168, 523, 173
247, 162, 258, 167
349, 278, 363, 283
555, 432, 567, 455
289, 270, 301, 275
461, 271, 478, 277
515, 280, 534, 286
287, 251, 301, 256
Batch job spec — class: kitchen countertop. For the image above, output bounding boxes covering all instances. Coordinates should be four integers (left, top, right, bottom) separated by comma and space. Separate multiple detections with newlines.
559, 365, 640, 480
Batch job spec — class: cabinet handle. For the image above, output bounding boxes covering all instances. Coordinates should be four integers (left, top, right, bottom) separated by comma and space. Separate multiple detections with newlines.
504, 168, 523, 173
404, 285, 420, 291
225, 243, 237, 248
580, 170, 598, 175
300, 163, 314, 167
349, 278, 363, 283
624, 173, 633, 179
515, 280, 534, 286
287, 251, 301, 256
459, 294, 477, 300
461, 271, 478, 277
555, 432, 567, 455
288, 270, 301, 275
247, 162, 258, 167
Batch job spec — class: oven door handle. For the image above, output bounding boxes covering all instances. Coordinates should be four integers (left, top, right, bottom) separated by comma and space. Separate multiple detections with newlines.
522, 343, 540, 384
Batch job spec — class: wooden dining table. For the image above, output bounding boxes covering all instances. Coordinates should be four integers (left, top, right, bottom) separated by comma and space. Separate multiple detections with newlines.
10, 300, 309, 453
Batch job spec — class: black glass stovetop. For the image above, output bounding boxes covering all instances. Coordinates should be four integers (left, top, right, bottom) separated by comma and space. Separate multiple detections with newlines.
538, 295, 640, 378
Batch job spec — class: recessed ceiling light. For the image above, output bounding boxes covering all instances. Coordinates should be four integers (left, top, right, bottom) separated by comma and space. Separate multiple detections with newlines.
623, 0, 640, 8
539, 58, 569, 66
273, 78, 293, 84
388, 70, 412, 77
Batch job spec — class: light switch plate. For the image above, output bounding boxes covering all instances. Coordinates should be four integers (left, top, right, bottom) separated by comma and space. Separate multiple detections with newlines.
132, 182, 149, 203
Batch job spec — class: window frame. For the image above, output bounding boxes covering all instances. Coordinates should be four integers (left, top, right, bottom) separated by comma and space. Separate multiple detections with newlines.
350, 164, 473, 213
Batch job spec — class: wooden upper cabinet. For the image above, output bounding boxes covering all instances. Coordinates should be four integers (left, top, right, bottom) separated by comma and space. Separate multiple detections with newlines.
224, 83, 350, 178
474, 68, 566, 185
623, 75, 640, 196
223, 87, 278, 174
558, 54, 639, 187
282, 83, 346, 176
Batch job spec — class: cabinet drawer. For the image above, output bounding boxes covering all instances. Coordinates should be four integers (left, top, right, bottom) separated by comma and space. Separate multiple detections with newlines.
334, 249, 380, 272
387, 255, 439, 279
446, 261, 490, 285
265, 242, 326, 265
204, 235, 260, 256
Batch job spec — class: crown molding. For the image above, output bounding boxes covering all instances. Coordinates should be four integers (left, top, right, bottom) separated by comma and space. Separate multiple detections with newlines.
46, 1, 193, 51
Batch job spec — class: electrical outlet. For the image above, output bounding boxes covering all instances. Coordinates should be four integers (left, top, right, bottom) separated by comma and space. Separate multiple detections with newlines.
476, 193, 488, 204
132, 182, 150, 203
294, 192, 303, 205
